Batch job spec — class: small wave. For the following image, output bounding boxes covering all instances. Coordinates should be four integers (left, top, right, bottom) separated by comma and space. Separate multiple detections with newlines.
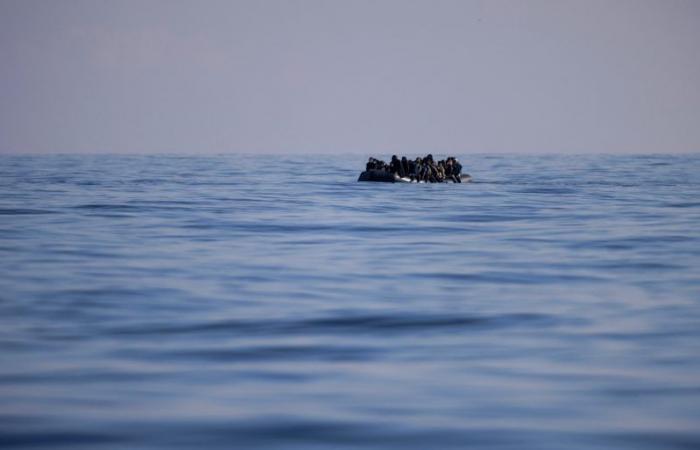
439, 214, 530, 223
572, 235, 695, 250
0, 369, 163, 384
516, 187, 578, 194
591, 261, 683, 271
413, 271, 605, 284
605, 386, 700, 398
108, 312, 555, 339
164, 344, 374, 362
0, 430, 126, 447
302, 313, 550, 331
74, 204, 140, 211
663, 202, 700, 208
0, 208, 55, 215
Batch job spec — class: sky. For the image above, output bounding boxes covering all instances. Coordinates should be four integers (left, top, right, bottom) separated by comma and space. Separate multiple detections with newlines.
1, 0, 698, 154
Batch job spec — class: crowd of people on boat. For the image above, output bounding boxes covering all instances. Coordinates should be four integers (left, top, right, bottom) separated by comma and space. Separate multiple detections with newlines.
365, 154, 463, 183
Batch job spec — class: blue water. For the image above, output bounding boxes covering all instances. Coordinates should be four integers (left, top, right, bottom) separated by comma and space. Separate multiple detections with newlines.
1, 154, 699, 449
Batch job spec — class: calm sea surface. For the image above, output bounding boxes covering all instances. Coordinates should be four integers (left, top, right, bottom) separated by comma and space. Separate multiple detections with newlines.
1, 154, 699, 449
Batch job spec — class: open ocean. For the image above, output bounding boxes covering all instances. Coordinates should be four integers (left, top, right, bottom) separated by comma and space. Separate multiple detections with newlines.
1, 153, 699, 449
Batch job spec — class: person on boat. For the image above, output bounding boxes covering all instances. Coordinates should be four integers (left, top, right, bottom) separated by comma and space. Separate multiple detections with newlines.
450, 157, 462, 182
371, 158, 385, 172
444, 158, 458, 183
413, 157, 423, 182
416, 156, 424, 181
407, 158, 417, 181
390, 155, 405, 178
401, 156, 409, 178
366, 157, 376, 171
425, 157, 438, 182
423, 154, 438, 182
422, 160, 432, 182
436, 160, 446, 182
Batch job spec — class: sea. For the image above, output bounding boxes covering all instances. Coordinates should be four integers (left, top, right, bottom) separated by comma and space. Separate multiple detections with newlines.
1, 153, 699, 450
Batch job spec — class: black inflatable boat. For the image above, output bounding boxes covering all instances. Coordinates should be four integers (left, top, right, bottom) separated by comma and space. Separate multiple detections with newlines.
358, 170, 472, 183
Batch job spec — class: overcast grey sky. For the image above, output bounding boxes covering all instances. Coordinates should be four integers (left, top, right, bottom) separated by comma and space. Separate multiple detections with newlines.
1, 0, 698, 154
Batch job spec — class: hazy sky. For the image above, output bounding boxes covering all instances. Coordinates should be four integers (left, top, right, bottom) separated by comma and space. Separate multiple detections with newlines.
1, 0, 698, 154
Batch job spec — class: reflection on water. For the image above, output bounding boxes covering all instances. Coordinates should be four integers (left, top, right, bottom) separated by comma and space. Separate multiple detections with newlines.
1, 154, 700, 449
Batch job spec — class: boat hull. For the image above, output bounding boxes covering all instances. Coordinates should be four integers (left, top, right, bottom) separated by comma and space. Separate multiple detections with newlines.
358, 170, 471, 183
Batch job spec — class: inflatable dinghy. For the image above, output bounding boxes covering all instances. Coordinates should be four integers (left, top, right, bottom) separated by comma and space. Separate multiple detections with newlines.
358, 170, 471, 183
